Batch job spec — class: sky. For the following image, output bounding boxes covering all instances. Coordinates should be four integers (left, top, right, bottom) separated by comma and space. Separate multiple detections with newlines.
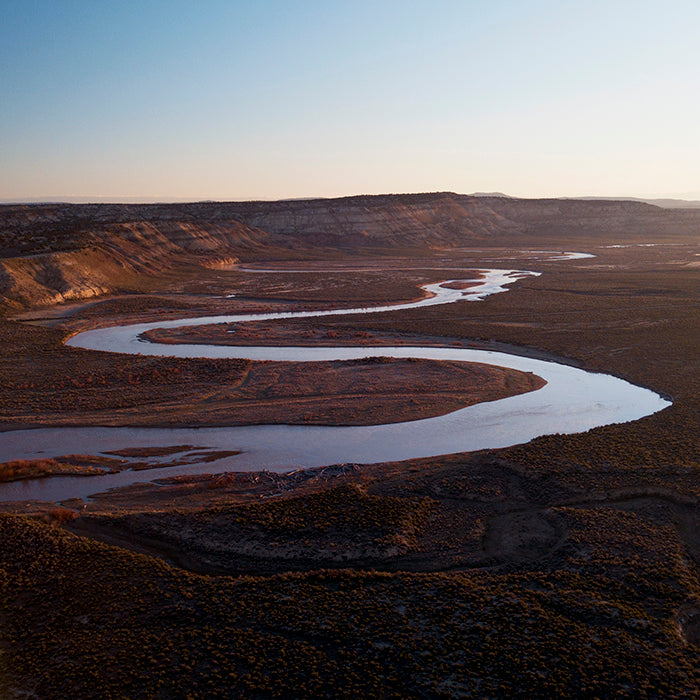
2, 0, 700, 202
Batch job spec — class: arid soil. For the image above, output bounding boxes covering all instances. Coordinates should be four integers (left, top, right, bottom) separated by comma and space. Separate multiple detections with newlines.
0, 199, 698, 698
0, 316, 543, 433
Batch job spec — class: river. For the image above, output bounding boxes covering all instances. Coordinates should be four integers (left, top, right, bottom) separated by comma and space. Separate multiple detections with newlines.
0, 261, 671, 503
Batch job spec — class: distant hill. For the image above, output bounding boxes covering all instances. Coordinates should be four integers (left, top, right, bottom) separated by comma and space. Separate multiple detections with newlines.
575, 196, 700, 209
468, 192, 513, 198
643, 199, 700, 208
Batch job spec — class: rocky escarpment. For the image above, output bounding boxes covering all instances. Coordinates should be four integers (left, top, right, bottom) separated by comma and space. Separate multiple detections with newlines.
2, 192, 699, 310
217, 192, 522, 248
201, 192, 700, 247
1, 248, 126, 308
0, 215, 288, 310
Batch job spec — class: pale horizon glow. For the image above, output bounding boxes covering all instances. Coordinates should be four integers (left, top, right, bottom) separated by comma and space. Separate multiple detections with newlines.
2, 1, 700, 203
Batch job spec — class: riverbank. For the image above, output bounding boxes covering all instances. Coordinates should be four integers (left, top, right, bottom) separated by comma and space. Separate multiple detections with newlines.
0, 317, 544, 433
0, 264, 672, 503
0, 239, 698, 698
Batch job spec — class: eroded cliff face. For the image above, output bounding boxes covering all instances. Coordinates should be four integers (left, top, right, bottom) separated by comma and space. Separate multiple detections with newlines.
1, 192, 697, 311
219, 193, 525, 248
209, 192, 695, 247
0, 249, 126, 309
0, 195, 515, 310
0, 217, 276, 311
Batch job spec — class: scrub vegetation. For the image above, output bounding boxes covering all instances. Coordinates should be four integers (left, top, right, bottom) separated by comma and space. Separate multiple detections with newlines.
0, 197, 698, 697
0, 455, 120, 481
1, 505, 699, 698
0, 319, 542, 432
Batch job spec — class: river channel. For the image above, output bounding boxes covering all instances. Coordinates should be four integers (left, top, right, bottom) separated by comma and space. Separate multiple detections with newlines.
0, 263, 671, 503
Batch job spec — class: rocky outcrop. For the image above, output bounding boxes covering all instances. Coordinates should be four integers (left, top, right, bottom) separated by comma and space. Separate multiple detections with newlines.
0, 216, 281, 311
1, 249, 117, 309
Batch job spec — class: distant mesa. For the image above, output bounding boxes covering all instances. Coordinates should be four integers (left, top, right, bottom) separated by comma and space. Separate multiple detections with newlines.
468, 191, 513, 198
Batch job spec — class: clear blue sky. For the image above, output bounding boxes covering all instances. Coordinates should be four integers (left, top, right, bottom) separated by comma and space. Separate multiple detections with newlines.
2, 0, 700, 201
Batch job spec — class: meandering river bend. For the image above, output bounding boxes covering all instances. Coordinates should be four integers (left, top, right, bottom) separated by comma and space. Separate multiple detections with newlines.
0, 261, 671, 502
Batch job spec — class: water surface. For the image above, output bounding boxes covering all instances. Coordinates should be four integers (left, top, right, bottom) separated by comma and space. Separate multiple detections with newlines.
0, 266, 670, 502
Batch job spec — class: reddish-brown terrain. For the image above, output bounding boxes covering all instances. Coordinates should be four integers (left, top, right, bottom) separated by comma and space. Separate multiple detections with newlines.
0, 194, 698, 698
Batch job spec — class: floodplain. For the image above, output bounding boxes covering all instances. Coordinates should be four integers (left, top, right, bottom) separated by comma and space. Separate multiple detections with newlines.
0, 201, 698, 698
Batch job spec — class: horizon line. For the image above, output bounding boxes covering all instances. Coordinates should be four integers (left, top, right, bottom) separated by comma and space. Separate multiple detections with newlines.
3, 191, 700, 206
